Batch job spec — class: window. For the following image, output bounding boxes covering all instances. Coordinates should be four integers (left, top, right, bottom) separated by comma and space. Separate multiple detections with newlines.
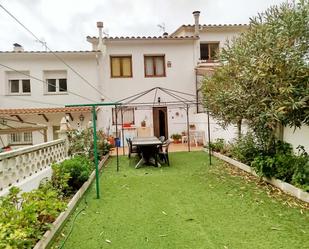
44, 70, 67, 94
8, 132, 33, 145
7, 71, 31, 95
112, 107, 135, 125
110, 56, 132, 78
144, 55, 166, 77
200, 43, 219, 61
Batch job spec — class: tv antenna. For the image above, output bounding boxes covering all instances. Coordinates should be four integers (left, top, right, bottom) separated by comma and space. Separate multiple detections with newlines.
157, 23, 166, 33
35, 37, 47, 51
103, 28, 109, 37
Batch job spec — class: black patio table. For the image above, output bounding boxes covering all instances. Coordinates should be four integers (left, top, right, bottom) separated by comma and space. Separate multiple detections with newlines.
131, 136, 162, 168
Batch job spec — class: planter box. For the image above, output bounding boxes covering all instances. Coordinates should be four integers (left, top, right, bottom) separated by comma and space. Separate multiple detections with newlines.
208, 150, 309, 203
33, 155, 109, 249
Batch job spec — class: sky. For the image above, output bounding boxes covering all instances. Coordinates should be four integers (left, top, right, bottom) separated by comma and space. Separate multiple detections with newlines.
0, 0, 287, 51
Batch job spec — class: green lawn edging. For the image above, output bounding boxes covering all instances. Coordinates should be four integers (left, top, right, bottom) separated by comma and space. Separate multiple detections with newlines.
33, 155, 109, 249
208, 150, 309, 203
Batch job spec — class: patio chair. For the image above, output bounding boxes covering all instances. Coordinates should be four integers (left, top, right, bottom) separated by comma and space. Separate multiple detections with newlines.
158, 136, 165, 142
158, 139, 172, 166
126, 138, 138, 158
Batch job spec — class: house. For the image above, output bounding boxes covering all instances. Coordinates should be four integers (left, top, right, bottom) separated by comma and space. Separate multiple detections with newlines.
86, 11, 247, 144
0, 11, 249, 149
0, 10, 307, 152
0, 48, 100, 148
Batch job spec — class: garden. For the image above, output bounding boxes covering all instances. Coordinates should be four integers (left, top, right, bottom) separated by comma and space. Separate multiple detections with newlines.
208, 136, 309, 192
203, 1, 309, 193
0, 129, 112, 248
0, 1, 308, 248
50, 152, 309, 249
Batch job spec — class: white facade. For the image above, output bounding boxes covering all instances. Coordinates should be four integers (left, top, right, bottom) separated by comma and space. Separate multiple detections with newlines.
1, 11, 306, 151
0, 51, 99, 148
86, 16, 248, 143
0, 51, 100, 108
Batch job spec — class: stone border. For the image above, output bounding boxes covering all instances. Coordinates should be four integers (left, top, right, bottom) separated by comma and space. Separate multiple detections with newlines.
33, 155, 109, 249
209, 150, 309, 203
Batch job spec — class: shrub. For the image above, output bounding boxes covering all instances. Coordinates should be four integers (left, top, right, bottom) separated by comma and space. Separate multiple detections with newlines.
170, 134, 182, 140
68, 129, 113, 160
251, 142, 309, 192
292, 146, 309, 191
52, 155, 94, 196
97, 139, 113, 158
230, 133, 260, 165
0, 186, 66, 248
208, 138, 225, 153
251, 155, 276, 178
251, 154, 295, 180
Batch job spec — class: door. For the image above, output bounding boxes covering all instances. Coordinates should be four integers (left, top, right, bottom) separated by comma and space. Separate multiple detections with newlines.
153, 107, 168, 139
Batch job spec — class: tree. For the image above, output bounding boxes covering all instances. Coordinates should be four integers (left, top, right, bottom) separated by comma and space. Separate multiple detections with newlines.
202, 0, 309, 150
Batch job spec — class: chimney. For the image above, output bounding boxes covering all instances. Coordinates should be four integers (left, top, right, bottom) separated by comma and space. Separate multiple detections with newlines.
96, 21, 104, 51
13, 43, 24, 52
192, 11, 200, 36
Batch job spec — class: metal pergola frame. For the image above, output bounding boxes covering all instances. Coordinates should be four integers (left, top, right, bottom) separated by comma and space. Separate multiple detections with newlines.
66, 102, 121, 199
65, 87, 212, 200
113, 86, 212, 164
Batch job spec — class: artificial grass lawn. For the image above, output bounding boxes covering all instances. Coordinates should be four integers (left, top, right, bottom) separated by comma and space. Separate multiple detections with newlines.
50, 152, 309, 249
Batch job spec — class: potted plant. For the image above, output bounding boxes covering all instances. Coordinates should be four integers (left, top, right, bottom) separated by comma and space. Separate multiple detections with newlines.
171, 133, 182, 143
189, 124, 196, 130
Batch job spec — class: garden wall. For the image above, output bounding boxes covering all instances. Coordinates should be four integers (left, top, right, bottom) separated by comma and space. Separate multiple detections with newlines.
210, 151, 309, 203
34, 155, 109, 249
0, 139, 67, 196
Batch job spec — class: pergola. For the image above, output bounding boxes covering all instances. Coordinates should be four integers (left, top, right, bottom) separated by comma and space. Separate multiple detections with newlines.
113, 86, 212, 161
66, 87, 212, 199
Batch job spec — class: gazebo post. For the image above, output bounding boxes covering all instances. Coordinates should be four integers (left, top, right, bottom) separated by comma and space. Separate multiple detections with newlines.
65, 102, 121, 199
207, 111, 212, 165
121, 108, 125, 156
115, 105, 119, 172
186, 104, 190, 152
91, 106, 100, 199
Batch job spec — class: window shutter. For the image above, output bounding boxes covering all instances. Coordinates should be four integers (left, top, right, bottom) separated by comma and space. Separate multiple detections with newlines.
111, 57, 121, 77
122, 57, 132, 77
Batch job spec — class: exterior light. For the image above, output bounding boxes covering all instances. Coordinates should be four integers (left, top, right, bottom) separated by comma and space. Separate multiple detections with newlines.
79, 113, 85, 122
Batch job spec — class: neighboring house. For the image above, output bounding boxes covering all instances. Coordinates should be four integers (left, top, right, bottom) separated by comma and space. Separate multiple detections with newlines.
0, 48, 100, 148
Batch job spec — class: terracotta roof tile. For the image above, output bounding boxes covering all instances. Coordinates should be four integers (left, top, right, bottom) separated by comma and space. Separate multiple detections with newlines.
0, 107, 92, 115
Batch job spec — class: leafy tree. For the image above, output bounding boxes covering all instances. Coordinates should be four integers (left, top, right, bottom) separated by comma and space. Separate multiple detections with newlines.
203, 0, 309, 149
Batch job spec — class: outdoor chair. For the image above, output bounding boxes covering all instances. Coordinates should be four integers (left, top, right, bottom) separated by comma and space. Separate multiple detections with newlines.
158, 139, 172, 166
126, 138, 138, 158
158, 136, 165, 142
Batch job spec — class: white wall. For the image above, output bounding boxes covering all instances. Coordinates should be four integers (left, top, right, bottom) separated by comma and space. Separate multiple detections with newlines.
100, 40, 196, 101
97, 39, 198, 137
177, 27, 245, 48
0, 52, 101, 109
0, 52, 100, 146
283, 125, 309, 152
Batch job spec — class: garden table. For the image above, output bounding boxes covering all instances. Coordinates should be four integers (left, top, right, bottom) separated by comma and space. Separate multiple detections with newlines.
131, 136, 162, 168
